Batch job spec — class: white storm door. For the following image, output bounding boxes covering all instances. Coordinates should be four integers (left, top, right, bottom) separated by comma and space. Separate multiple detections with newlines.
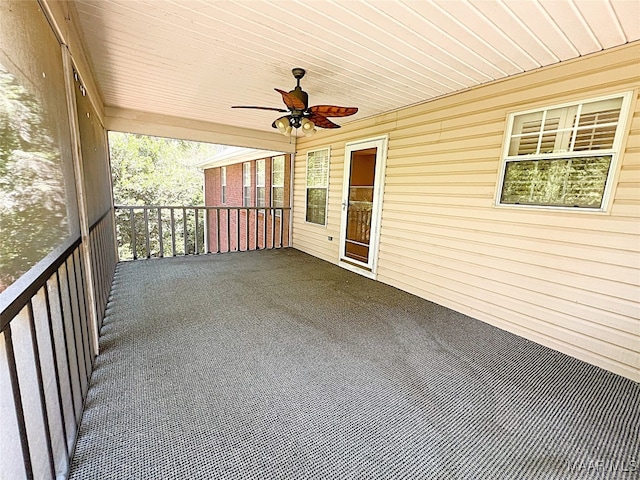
338, 136, 388, 278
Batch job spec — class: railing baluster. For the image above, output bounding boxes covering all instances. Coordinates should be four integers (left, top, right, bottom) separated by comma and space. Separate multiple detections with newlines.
279, 208, 284, 248
76, 246, 94, 362
245, 208, 249, 251
203, 208, 209, 254
55, 270, 78, 428
72, 252, 91, 379
194, 208, 199, 255
43, 283, 70, 460
3, 326, 34, 480
93, 229, 104, 320
130, 207, 137, 260
263, 209, 267, 249
64, 259, 86, 415
226, 209, 231, 253
143, 207, 150, 258
254, 209, 258, 250
234, 208, 239, 252
26, 299, 56, 479
183, 207, 188, 255
271, 209, 276, 249
216, 208, 220, 254
158, 207, 164, 258
170, 208, 176, 257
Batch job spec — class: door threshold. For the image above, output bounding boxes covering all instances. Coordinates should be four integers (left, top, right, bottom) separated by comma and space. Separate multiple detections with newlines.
339, 259, 376, 280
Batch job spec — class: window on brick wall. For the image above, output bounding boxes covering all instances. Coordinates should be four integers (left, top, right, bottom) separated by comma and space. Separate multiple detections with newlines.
221, 166, 227, 204
272, 155, 285, 216
497, 93, 632, 210
243, 162, 251, 207
256, 159, 265, 209
305, 148, 330, 225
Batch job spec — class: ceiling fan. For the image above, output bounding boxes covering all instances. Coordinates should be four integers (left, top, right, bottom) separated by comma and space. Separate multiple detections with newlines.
232, 68, 358, 137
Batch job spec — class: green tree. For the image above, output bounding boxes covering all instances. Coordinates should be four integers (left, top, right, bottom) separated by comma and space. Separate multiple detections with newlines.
109, 132, 220, 259
0, 65, 69, 292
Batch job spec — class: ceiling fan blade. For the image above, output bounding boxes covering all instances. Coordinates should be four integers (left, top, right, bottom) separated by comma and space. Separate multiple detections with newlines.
275, 88, 306, 110
309, 105, 358, 117
308, 113, 341, 129
232, 105, 288, 112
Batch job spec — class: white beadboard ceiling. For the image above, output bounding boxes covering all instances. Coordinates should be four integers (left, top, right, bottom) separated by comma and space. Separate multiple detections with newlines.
73, 0, 640, 146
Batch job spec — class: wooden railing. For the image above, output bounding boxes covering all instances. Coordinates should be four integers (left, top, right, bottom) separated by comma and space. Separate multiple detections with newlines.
114, 206, 291, 261
0, 211, 116, 480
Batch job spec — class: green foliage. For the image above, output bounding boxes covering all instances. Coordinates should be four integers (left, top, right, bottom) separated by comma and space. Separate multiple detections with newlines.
0, 65, 69, 292
109, 132, 218, 260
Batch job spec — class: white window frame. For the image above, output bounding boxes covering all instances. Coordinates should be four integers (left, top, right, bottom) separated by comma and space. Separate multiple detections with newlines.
220, 166, 227, 204
495, 92, 633, 212
305, 147, 331, 226
271, 155, 285, 216
256, 159, 265, 210
242, 162, 251, 207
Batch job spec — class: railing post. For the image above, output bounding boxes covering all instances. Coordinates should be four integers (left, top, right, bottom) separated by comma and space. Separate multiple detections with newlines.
143, 207, 150, 258
158, 208, 164, 258
130, 207, 137, 260
204, 208, 209, 254
170, 208, 176, 256
194, 208, 199, 255
216, 209, 221, 254
183, 207, 188, 255
4, 326, 34, 480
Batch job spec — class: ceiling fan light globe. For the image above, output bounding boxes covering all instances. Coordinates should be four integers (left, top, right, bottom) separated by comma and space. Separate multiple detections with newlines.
304, 127, 316, 137
301, 117, 315, 131
276, 117, 290, 134
284, 125, 292, 137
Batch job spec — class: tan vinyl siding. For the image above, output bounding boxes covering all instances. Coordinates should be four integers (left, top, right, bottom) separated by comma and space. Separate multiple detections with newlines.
292, 42, 640, 381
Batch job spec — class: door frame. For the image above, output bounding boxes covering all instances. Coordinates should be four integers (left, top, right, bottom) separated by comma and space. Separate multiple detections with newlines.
338, 135, 388, 279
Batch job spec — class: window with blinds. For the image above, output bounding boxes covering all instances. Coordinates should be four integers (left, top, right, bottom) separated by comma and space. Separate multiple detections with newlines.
243, 162, 251, 207
256, 159, 265, 209
306, 148, 330, 225
271, 155, 285, 215
221, 166, 227, 204
498, 94, 631, 210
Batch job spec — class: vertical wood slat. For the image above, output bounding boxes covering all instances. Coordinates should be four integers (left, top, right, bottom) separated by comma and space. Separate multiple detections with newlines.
63, 259, 86, 413
254, 209, 258, 250
143, 208, 150, 258
226, 209, 231, 253
170, 208, 176, 257
236, 208, 240, 252
55, 270, 78, 427
183, 207, 188, 255
157, 208, 164, 258
43, 283, 70, 460
26, 299, 56, 479
216, 209, 221, 254
271, 209, 276, 249
194, 208, 199, 255
263, 210, 267, 249
245, 209, 249, 251
3, 326, 34, 480
129, 207, 136, 260
279, 209, 284, 248
70, 254, 91, 385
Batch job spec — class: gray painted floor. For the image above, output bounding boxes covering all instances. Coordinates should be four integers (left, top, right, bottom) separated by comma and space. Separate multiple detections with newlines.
69, 249, 639, 479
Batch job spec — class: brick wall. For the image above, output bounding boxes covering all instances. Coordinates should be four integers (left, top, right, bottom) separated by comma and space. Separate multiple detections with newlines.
204, 155, 291, 253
